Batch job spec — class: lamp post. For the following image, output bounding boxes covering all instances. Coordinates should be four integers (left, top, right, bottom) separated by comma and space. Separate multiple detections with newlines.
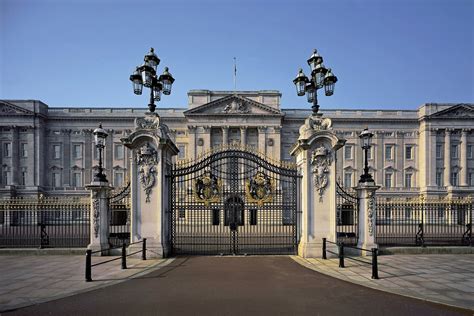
130, 48, 175, 113
93, 123, 108, 183
359, 128, 374, 183
293, 49, 338, 115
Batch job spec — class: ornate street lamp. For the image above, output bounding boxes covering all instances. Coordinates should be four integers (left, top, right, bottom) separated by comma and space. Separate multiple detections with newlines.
359, 128, 374, 183
293, 49, 338, 115
130, 48, 175, 113
93, 123, 108, 183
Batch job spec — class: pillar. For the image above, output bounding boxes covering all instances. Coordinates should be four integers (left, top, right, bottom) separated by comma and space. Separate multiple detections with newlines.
11, 127, 19, 185
460, 129, 468, 186
86, 180, 112, 254
62, 129, 71, 187
240, 127, 246, 147
290, 114, 345, 258
258, 126, 266, 154
355, 182, 380, 254
188, 126, 196, 160
122, 112, 178, 258
222, 126, 229, 145
444, 129, 451, 187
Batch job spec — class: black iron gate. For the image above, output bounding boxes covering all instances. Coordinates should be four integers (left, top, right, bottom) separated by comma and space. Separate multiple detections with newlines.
169, 147, 298, 255
336, 181, 359, 245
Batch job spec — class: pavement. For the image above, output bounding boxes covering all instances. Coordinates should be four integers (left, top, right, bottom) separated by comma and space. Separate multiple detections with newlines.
0, 254, 171, 312
294, 254, 474, 311
0, 255, 474, 316
1, 255, 472, 315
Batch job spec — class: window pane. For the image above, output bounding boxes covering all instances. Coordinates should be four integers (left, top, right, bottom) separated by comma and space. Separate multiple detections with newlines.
344, 145, 352, 159
115, 144, 124, 160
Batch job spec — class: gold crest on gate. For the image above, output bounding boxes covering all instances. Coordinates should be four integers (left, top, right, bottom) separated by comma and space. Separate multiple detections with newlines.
246, 171, 273, 206
194, 170, 220, 206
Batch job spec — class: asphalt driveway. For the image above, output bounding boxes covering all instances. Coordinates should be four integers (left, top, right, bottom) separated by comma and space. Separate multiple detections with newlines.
6, 256, 470, 316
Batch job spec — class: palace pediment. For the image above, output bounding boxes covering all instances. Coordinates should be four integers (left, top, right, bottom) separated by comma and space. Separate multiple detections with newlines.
429, 104, 474, 119
184, 94, 282, 116
0, 101, 34, 115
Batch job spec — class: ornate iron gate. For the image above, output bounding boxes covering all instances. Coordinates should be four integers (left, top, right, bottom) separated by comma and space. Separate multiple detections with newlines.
336, 181, 359, 245
169, 146, 298, 255
108, 182, 131, 247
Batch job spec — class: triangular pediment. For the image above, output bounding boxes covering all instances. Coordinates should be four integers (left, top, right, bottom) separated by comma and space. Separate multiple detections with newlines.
429, 104, 474, 119
184, 94, 282, 116
0, 101, 34, 115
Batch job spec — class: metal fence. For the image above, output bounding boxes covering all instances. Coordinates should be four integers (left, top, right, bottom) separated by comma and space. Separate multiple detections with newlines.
375, 197, 473, 246
109, 182, 131, 247
336, 182, 359, 246
0, 195, 90, 248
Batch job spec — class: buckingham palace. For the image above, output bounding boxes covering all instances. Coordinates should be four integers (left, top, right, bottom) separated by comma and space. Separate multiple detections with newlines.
1, 89, 473, 199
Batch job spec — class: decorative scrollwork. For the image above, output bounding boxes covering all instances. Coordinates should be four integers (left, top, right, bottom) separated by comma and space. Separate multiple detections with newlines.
367, 191, 375, 236
194, 170, 220, 206
246, 171, 273, 206
92, 198, 100, 238
136, 143, 159, 203
311, 145, 333, 201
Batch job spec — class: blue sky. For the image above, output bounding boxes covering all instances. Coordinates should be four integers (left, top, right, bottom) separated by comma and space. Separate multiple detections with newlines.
1, 0, 473, 110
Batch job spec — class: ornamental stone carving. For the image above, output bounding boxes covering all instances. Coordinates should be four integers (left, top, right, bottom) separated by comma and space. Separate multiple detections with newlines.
136, 113, 161, 130
136, 143, 159, 203
298, 114, 332, 141
367, 191, 375, 236
311, 145, 333, 201
222, 100, 249, 114
92, 198, 100, 238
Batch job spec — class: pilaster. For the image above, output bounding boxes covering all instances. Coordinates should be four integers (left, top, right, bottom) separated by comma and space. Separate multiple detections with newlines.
258, 126, 266, 155
355, 182, 380, 254
86, 181, 112, 254
444, 129, 452, 187
460, 129, 468, 186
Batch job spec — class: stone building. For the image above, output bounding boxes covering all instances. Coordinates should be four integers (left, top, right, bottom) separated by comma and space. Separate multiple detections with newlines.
0, 90, 473, 198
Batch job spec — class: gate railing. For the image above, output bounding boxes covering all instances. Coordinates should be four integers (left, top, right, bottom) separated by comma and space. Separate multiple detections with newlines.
375, 196, 473, 246
108, 182, 131, 247
336, 181, 359, 245
0, 195, 90, 248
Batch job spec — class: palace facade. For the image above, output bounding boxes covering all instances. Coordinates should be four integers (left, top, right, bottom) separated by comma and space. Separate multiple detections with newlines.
1, 90, 473, 198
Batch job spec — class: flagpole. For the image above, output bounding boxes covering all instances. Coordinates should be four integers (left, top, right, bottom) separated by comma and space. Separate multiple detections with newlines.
233, 57, 237, 92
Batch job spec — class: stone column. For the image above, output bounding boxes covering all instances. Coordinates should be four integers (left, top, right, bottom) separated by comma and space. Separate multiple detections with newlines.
83, 129, 93, 185
355, 182, 380, 254
290, 114, 345, 258
444, 129, 452, 186
122, 113, 178, 258
26, 127, 35, 187
273, 126, 282, 161
62, 129, 72, 187
428, 128, 437, 187
240, 127, 246, 147
86, 181, 112, 254
222, 126, 229, 145
188, 126, 196, 161
11, 127, 19, 185
258, 126, 266, 154
203, 126, 211, 153
460, 129, 468, 186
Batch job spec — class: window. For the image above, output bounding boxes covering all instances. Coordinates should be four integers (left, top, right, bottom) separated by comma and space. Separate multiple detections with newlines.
21, 171, 27, 185
53, 145, 61, 159
114, 172, 124, 187
73, 144, 82, 159
385, 173, 392, 188
344, 145, 352, 160
114, 144, 124, 160
250, 209, 257, 225
405, 207, 412, 220
469, 173, 474, 186
436, 144, 442, 159
3, 171, 11, 185
436, 172, 443, 187
21, 143, 28, 158
468, 145, 473, 159
367, 147, 372, 160
405, 145, 413, 160
72, 173, 82, 187
385, 145, 393, 160
52, 173, 61, 187
212, 208, 220, 225
451, 172, 458, 186
405, 173, 412, 188
4, 143, 11, 157
451, 145, 458, 159
344, 172, 352, 188
178, 144, 186, 159
178, 209, 186, 219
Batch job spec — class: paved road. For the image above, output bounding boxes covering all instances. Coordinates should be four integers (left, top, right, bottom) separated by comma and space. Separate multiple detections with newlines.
6, 256, 470, 316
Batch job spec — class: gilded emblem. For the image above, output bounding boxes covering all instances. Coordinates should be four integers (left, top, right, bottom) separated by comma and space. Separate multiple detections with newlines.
195, 170, 220, 206
246, 171, 273, 206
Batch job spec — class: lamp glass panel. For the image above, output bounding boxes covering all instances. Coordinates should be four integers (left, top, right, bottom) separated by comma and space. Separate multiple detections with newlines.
162, 80, 172, 95
325, 82, 334, 96
296, 81, 306, 96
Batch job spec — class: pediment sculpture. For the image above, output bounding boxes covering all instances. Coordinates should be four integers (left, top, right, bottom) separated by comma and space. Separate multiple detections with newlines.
136, 143, 159, 203
222, 100, 250, 114
311, 145, 333, 201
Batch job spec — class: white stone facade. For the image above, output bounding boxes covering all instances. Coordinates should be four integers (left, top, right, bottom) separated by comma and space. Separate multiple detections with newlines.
1, 90, 473, 198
